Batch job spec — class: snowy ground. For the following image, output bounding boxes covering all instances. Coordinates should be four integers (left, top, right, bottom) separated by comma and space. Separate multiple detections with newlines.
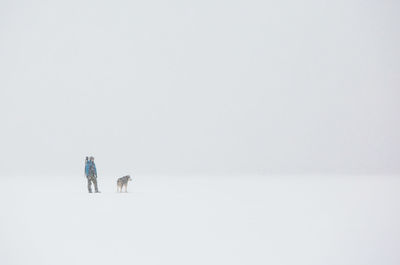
0, 175, 399, 265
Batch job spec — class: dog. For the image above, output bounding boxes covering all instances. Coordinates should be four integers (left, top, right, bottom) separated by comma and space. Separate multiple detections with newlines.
117, 175, 132, 192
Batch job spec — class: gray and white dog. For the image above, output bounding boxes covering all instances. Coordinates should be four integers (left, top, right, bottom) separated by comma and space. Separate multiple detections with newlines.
117, 175, 132, 193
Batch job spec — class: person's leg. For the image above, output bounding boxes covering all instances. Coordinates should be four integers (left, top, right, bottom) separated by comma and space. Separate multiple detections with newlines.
92, 177, 99, 193
87, 177, 92, 193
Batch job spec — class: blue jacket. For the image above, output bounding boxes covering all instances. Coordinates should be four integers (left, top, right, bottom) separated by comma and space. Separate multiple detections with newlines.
85, 161, 97, 176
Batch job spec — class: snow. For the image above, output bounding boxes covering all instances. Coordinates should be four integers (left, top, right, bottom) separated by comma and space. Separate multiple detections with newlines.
0, 175, 399, 265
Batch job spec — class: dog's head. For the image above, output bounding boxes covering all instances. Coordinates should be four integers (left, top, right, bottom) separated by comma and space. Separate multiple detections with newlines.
127, 175, 132, 181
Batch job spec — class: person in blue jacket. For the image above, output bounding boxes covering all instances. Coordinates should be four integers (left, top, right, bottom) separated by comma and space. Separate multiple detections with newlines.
85, 156, 99, 193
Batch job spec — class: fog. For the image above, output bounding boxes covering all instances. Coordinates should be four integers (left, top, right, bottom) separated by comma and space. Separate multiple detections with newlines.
0, 0, 399, 177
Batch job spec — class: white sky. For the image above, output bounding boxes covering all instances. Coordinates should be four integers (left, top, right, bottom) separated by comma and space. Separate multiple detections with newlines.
0, 0, 399, 177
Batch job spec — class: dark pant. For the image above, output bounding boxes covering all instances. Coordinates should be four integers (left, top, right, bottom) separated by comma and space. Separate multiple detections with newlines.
87, 175, 99, 193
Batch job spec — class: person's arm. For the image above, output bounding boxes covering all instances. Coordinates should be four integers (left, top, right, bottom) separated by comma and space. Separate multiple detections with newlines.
85, 163, 89, 177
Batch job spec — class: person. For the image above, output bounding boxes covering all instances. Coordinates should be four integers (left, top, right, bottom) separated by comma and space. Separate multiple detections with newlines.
85, 156, 99, 193
84, 156, 88, 175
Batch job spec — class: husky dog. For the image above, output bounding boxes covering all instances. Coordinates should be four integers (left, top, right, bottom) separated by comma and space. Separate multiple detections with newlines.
117, 175, 132, 192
